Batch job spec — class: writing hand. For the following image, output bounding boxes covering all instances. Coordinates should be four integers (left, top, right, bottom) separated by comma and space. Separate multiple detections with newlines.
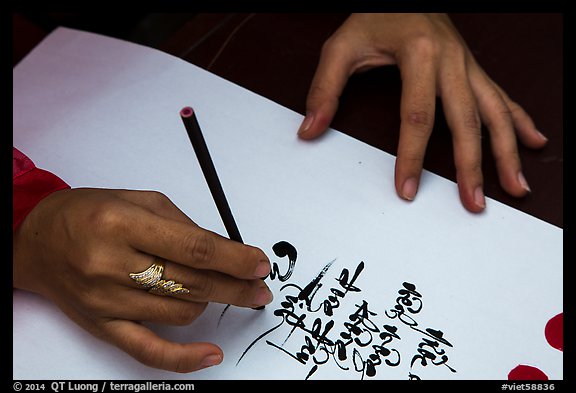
13, 188, 272, 372
298, 13, 548, 212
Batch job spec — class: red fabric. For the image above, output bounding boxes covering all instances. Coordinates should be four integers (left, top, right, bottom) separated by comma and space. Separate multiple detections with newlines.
13, 147, 70, 230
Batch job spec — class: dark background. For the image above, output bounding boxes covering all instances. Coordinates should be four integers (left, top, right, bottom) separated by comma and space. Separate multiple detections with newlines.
13, 12, 563, 228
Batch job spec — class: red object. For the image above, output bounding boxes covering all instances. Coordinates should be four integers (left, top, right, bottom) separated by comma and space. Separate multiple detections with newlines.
545, 313, 563, 351
507, 312, 563, 380
508, 365, 549, 380
13, 147, 70, 230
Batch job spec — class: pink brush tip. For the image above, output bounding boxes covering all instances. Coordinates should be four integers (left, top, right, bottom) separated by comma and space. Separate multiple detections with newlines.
180, 107, 194, 117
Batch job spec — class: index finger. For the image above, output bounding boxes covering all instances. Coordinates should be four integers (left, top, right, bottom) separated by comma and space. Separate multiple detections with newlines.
124, 205, 270, 280
298, 36, 357, 139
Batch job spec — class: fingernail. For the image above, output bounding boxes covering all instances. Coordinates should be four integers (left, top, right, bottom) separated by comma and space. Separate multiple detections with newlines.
297, 112, 315, 135
474, 186, 486, 209
254, 260, 271, 278
517, 171, 531, 193
253, 286, 273, 307
201, 354, 222, 368
536, 130, 548, 142
401, 178, 418, 201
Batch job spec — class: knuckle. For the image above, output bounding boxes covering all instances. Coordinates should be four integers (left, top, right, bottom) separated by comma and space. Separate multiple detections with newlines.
399, 151, 425, 168
320, 37, 334, 54
307, 83, 340, 109
90, 202, 126, 235
484, 108, 511, 130
186, 274, 215, 300
443, 38, 467, 60
182, 232, 217, 267
77, 286, 109, 316
464, 112, 482, 137
507, 100, 526, 117
241, 280, 259, 304
69, 250, 110, 287
408, 34, 439, 59
479, 90, 512, 130
403, 110, 434, 140
494, 101, 513, 119
134, 340, 165, 369
143, 190, 172, 210
155, 299, 205, 326
321, 35, 345, 56
493, 145, 519, 165
172, 356, 190, 374
80, 250, 116, 282
405, 110, 433, 129
457, 160, 483, 177
308, 83, 330, 98
171, 303, 199, 326
461, 111, 482, 136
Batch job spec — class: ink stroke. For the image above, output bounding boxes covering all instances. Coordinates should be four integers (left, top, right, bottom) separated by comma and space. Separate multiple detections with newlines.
233, 241, 457, 380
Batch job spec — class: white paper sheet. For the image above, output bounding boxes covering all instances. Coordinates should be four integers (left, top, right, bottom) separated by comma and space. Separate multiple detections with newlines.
13, 28, 562, 380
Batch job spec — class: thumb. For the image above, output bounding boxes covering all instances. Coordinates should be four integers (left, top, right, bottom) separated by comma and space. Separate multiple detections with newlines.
297, 40, 355, 140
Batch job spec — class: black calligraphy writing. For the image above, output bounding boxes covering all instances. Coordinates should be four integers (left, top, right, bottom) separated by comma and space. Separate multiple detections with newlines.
236, 241, 456, 380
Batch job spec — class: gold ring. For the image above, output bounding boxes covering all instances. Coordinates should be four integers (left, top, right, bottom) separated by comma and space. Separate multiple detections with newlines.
129, 260, 190, 296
